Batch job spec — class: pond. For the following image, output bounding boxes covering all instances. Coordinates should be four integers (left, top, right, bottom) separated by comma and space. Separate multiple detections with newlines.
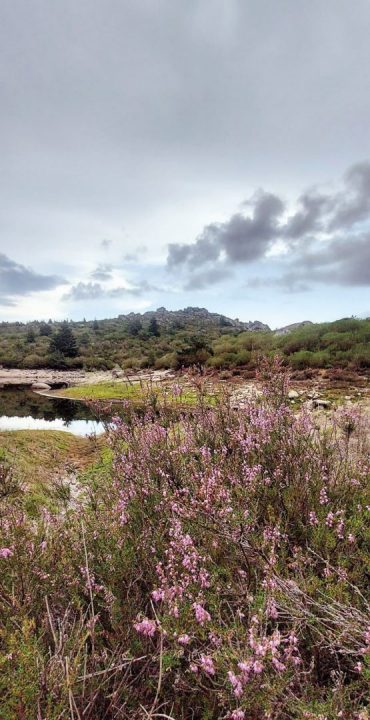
0, 385, 105, 436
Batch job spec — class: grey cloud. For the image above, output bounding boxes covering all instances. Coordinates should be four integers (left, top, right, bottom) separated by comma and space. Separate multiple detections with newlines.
90, 264, 113, 281
168, 191, 285, 271
293, 235, 370, 287
329, 162, 370, 230
123, 246, 148, 263
168, 161, 370, 291
63, 281, 142, 301
185, 267, 233, 290
0, 253, 65, 305
63, 277, 163, 302
283, 191, 330, 240
249, 234, 370, 292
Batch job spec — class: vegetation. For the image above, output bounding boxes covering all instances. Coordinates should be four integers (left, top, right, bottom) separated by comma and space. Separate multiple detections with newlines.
0, 310, 370, 372
0, 429, 104, 514
0, 361, 369, 718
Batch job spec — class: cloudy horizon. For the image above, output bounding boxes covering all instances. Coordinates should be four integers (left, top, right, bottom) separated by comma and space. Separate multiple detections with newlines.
1, 1, 370, 327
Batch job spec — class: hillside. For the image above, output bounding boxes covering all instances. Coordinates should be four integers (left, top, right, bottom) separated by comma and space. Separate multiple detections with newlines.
0, 308, 369, 372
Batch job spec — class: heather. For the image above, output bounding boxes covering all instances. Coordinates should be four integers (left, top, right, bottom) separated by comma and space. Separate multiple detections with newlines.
0, 361, 369, 719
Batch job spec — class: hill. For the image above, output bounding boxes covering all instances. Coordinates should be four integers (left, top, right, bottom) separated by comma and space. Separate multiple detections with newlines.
0, 308, 369, 372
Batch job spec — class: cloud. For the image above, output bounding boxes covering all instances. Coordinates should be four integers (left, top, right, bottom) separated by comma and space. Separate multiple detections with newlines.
167, 161, 370, 291
0, 253, 65, 306
90, 264, 113, 281
63, 281, 143, 301
329, 162, 370, 230
185, 267, 233, 290
283, 191, 330, 240
168, 191, 285, 271
63, 277, 163, 302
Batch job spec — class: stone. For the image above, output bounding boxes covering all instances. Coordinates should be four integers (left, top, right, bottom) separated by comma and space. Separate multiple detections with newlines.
288, 390, 299, 399
31, 382, 51, 391
313, 398, 331, 409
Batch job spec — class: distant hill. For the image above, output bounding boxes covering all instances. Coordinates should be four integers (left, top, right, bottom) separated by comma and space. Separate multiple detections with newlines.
119, 306, 271, 332
0, 309, 369, 372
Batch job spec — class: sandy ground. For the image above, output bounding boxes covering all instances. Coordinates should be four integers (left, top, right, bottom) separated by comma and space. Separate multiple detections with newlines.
0, 367, 174, 387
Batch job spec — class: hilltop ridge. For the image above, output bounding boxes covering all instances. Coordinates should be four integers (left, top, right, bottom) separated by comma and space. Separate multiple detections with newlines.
119, 306, 270, 332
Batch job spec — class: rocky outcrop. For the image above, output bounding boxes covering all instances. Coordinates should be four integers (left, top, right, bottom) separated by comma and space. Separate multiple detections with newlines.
119, 307, 271, 332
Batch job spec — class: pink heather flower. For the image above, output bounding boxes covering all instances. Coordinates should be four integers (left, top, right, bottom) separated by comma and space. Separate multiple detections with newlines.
0, 547, 13, 558
193, 602, 211, 625
272, 657, 286, 672
151, 589, 165, 602
355, 662, 363, 673
320, 487, 329, 505
190, 662, 198, 673
133, 617, 157, 637
229, 711, 246, 720
178, 634, 191, 645
252, 660, 264, 674
199, 654, 215, 676
309, 511, 319, 526
228, 671, 243, 698
348, 533, 356, 544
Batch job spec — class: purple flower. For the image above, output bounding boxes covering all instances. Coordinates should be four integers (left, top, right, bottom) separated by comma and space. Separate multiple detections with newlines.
0, 548, 13, 558
133, 618, 157, 637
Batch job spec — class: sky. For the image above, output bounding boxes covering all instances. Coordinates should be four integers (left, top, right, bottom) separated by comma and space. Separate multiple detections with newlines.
1, 0, 370, 329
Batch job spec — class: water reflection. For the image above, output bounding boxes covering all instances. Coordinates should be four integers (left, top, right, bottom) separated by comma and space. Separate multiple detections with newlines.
0, 385, 104, 436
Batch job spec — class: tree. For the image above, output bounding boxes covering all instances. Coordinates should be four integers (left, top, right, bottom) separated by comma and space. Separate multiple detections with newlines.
148, 316, 160, 337
127, 318, 142, 336
49, 323, 78, 358
39, 322, 52, 337
26, 328, 35, 343
174, 337, 213, 373
93, 319, 99, 331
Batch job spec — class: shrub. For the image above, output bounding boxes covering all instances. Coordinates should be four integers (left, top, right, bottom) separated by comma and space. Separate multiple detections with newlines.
0, 360, 369, 717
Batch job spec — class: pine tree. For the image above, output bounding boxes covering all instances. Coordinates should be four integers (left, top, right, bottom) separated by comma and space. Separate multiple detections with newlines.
148, 316, 160, 336
49, 322, 78, 357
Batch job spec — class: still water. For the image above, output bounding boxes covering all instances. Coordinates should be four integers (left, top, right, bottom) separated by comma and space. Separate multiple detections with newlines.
0, 385, 104, 436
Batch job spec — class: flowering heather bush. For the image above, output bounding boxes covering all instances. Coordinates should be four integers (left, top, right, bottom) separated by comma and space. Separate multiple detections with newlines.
0, 359, 369, 719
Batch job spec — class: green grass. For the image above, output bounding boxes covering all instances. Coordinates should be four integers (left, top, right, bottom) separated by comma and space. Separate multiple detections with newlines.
56, 381, 217, 406
57, 381, 145, 401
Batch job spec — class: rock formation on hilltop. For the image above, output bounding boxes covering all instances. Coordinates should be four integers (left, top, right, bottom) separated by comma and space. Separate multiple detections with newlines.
119, 307, 270, 332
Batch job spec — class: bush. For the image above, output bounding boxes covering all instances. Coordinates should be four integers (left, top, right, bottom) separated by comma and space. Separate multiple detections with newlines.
21, 353, 48, 369
0, 361, 369, 718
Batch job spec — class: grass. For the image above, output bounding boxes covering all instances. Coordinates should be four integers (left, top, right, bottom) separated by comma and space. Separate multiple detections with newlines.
0, 430, 106, 512
55, 380, 217, 406
56, 381, 149, 401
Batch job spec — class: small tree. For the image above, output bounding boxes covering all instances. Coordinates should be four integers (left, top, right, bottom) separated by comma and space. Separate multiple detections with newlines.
175, 337, 213, 373
148, 316, 160, 337
26, 328, 35, 343
127, 318, 142, 337
39, 322, 52, 337
49, 322, 78, 358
